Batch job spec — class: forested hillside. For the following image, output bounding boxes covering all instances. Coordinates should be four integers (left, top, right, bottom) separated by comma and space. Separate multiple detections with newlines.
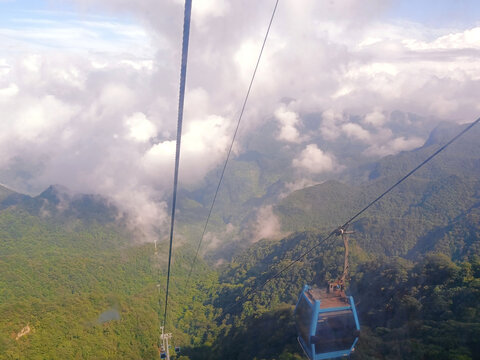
276, 122, 480, 257
185, 121, 480, 359
199, 237, 480, 359
175, 121, 480, 262
0, 191, 217, 359
1, 122, 480, 359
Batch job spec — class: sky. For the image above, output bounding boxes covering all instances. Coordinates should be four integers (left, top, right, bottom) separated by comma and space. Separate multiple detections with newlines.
1, 0, 480, 237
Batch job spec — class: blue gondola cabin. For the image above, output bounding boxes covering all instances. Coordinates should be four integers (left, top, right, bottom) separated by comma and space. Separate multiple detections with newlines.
295, 284, 360, 359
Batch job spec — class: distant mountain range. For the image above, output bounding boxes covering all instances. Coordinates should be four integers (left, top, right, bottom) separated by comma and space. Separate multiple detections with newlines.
177, 119, 479, 262
2, 119, 478, 263
1, 117, 479, 359
206, 120, 480, 360
0, 183, 214, 360
0, 183, 118, 225
275, 121, 480, 259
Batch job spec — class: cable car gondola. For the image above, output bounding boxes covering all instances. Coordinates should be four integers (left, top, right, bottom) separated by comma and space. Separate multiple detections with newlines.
295, 284, 360, 359
294, 226, 360, 359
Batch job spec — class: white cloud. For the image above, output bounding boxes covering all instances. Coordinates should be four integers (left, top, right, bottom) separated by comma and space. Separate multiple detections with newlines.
125, 112, 157, 142
364, 136, 424, 157
191, 0, 230, 28
0, 57, 11, 68
233, 39, 261, 85
404, 27, 480, 51
363, 108, 386, 127
0, 83, 19, 97
98, 83, 135, 114
1, 0, 480, 240
0, 15, 153, 56
142, 114, 231, 186
251, 205, 282, 242
2, 94, 77, 143
274, 105, 301, 143
320, 109, 346, 141
281, 178, 319, 198
341, 122, 371, 142
293, 144, 336, 174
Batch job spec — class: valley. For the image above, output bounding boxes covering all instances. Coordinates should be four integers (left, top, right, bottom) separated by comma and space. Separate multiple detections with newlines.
1, 121, 479, 359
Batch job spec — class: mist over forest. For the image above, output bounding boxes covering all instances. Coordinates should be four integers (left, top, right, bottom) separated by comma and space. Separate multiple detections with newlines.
1, 0, 480, 359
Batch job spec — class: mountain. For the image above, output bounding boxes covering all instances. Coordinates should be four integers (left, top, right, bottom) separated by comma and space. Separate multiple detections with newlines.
0, 184, 119, 224
1, 119, 480, 359
172, 119, 480, 263
275, 121, 480, 257
407, 202, 480, 260
0, 184, 15, 202
0, 186, 217, 359
183, 120, 480, 359
197, 232, 480, 359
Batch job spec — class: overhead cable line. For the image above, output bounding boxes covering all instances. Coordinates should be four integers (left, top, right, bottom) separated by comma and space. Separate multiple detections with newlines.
223, 116, 480, 314
163, 0, 192, 329
185, 0, 280, 287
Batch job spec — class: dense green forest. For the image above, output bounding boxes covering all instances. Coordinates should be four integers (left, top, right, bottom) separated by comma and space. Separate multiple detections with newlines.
0, 197, 218, 359
1, 122, 480, 359
196, 234, 480, 359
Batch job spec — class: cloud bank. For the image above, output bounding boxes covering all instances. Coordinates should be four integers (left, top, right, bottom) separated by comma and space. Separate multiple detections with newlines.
293, 144, 337, 174
1, 0, 480, 238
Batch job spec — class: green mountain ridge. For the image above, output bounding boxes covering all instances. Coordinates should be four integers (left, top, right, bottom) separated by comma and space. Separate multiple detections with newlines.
0, 184, 119, 226
171, 120, 480, 263
274, 121, 480, 258
0, 189, 217, 359
0, 185, 15, 203
188, 121, 480, 359
407, 202, 480, 260
1, 120, 480, 359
